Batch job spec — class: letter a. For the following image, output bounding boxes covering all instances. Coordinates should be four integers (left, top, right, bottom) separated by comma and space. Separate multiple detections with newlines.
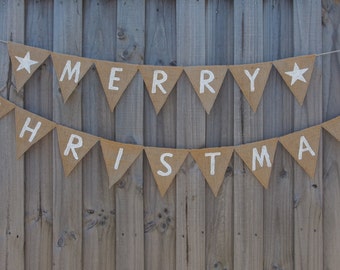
298, 135, 315, 160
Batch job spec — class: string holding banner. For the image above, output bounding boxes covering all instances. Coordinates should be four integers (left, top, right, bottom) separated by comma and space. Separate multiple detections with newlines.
1, 96, 339, 197
5, 41, 326, 114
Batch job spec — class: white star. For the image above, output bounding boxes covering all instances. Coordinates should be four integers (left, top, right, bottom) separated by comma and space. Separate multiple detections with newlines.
284, 63, 309, 86
15, 52, 38, 74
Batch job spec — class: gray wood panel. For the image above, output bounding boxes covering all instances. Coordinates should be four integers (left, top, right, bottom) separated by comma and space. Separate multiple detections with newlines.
115, 0, 145, 269
52, 1, 83, 269
82, 1, 117, 270
24, 1, 54, 269
144, 0, 177, 270
176, 1, 206, 269
0, 1, 25, 270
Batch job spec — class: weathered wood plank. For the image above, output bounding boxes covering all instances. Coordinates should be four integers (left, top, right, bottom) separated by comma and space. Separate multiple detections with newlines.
176, 1, 206, 269
144, 0, 176, 270
82, 1, 116, 269
52, 1, 83, 269
322, 1, 340, 269
115, 0, 145, 269
0, 1, 25, 270
24, 1, 54, 270
293, 1, 323, 270
205, 1, 234, 269
233, 1, 264, 269
262, 1, 294, 269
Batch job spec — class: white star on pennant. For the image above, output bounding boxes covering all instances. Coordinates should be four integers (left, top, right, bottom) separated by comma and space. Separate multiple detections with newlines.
284, 63, 309, 86
15, 52, 39, 74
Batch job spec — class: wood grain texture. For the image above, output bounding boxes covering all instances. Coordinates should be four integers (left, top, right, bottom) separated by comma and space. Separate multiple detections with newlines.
322, 1, 340, 269
293, 1, 323, 270
24, 1, 53, 270
52, 1, 83, 269
205, 1, 234, 270
144, 0, 176, 270
262, 1, 294, 269
0, 1, 25, 270
82, 1, 116, 270
115, 1, 145, 269
233, 1, 264, 270
176, 1, 206, 269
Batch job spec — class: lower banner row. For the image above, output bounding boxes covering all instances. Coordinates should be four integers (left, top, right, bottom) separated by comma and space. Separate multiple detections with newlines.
0, 97, 339, 197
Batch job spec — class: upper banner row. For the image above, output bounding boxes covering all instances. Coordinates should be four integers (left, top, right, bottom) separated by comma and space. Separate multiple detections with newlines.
8, 42, 317, 114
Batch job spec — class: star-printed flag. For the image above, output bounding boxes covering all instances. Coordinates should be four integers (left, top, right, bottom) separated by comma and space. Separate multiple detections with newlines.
95, 60, 138, 112
100, 139, 143, 188
8, 42, 51, 91
139, 65, 183, 114
229, 62, 272, 112
51, 53, 93, 102
190, 146, 233, 196
184, 66, 228, 114
56, 125, 98, 176
279, 125, 321, 179
0, 97, 15, 118
145, 147, 188, 196
273, 55, 316, 105
15, 107, 56, 158
235, 138, 278, 189
322, 116, 340, 141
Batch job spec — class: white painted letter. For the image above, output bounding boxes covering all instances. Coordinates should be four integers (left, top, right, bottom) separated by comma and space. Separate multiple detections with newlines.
59, 60, 81, 83
252, 145, 272, 171
114, 147, 124, 170
19, 117, 42, 143
298, 136, 315, 160
64, 134, 83, 160
244, 68, 260, 92
204, 152, 221, 175
152, 70, 168, 94
108, 67, 123, 90
157, 153, 173, 177
200, 70, 215, 94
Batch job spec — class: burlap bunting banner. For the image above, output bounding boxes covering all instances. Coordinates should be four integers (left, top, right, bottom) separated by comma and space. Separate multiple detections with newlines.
56, 125, 98, 176
145, 147, 188, 196
8, 42, 50, 91
0, 97, 15, 118
322, 116, 340, 141
184, 66, 228, 113
190, 146, 233, 196
95, 60, 138, 111
229, 62, 272, 112
235, 138, 278, 189
273, 55, 315, 105
51, 53, 93, 102
139, 65, 183, 114
100, 139, 143, 188
279, 125, 321, 179
15, 107, 56, 158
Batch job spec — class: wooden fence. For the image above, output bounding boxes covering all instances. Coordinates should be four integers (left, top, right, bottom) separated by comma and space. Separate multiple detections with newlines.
0, 0, 339, 269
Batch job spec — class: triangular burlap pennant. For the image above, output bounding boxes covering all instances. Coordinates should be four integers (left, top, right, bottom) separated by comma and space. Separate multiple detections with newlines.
184, 66, 228, 114
51, 53, 93, 102
322, 116, 340, 141
8, 42, 51, 91
279, 125, 321, 179
95, 60, 138, 112
190, 146, 233, 196
100, 139, 143, 188
273, 55, 316, 105
140, 66, 183, 114
15, 107, 56, 158
229, 62, 272, 112
0, 97, 15, 118
56, 125, 98, 176
235, 138, 278, 189
145, 147, 188, 197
